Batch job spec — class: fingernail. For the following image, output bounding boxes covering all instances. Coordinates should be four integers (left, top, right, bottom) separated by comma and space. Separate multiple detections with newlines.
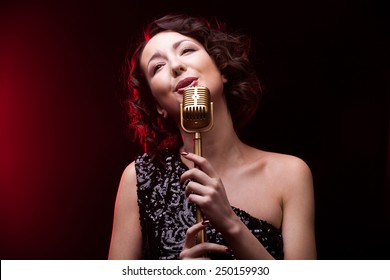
201, 219, 210, 226
181, 151, 189, 156
226, 248, 234, 254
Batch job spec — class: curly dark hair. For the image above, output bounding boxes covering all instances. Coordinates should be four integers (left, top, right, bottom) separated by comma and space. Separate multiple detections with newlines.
125, 13, 262, 160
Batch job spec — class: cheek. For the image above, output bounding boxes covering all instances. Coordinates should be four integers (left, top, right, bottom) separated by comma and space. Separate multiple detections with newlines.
205, 67, 225, 93
201, 57, 223, 81
149, 75, 169, 99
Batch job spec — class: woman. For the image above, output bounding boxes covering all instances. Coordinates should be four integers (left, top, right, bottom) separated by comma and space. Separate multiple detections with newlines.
108, 13, 316, 259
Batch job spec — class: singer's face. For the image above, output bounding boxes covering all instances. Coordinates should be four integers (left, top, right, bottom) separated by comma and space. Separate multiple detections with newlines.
140, 31, 226, 120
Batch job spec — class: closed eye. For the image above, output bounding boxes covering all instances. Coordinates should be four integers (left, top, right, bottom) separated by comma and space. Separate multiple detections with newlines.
181, 48, 195, 55
152, 63, 164, 75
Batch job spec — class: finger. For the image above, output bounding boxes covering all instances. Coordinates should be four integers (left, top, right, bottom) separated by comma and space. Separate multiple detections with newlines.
181, 152, 218, 177
187, 191, 208, 207
180, 243, 234, 259
180, 167, 209, 185
184, 180, 208, 198
183, 221, 209, 249
179, 246, 210, 260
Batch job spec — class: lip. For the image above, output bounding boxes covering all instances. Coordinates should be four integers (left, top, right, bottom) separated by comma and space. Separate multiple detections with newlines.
175, 77, 198, 93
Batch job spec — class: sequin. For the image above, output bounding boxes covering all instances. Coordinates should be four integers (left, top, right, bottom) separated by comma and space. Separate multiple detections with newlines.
136, 149, 284, 259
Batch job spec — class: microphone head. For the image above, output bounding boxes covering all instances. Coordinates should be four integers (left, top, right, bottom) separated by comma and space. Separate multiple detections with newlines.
180, 86, 213, 133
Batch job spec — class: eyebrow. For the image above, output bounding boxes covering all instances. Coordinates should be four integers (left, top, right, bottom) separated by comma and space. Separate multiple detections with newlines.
146, 39, 195, 68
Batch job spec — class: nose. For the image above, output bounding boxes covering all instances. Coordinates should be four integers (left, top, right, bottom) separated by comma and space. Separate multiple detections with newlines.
171, 58, 186, 77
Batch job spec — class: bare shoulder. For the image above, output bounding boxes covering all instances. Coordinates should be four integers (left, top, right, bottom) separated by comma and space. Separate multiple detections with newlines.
257, 149, 313, 193
246, 149, 316, 259
121, 161, 137, 187
268, 152, 311, 177
261, 149, 311, 173
115, 161, 138, 207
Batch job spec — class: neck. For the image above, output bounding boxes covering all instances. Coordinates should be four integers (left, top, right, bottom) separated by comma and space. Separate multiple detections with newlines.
180, 106, 246, 172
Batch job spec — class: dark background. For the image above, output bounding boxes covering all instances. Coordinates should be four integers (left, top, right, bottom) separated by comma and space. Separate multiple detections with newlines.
0, 0, 389, 259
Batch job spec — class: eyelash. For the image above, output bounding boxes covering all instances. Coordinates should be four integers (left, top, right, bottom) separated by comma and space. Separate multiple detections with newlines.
181, 48, 195, 55
151, 48, 196, 75
152, 63, 164, 75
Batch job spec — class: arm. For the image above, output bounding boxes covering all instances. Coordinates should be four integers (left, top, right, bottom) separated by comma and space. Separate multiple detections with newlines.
280, 156, 317, 259
180, 152, 276, 259
214, 156, 317, 259
180, 152, 316, 260
108, 162, 143, 259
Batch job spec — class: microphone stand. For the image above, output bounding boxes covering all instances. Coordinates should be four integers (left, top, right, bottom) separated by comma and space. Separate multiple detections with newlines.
193, 131, 206, 244
180, 86, 213, 246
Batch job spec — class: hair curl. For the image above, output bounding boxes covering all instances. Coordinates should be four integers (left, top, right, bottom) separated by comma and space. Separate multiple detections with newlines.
125, 13, 262, 160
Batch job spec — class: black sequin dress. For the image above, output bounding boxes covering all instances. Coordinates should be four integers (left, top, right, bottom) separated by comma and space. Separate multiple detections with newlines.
135, 149, 284, 259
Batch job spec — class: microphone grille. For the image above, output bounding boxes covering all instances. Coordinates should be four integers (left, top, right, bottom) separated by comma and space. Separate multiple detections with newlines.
182, 86, 212, 130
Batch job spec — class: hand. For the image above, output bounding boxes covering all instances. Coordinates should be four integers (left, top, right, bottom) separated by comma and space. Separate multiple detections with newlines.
179, 221, 232, 259
180, 152, 237, 233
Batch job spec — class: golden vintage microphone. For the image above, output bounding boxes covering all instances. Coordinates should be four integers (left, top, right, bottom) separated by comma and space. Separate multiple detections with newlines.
180, 86, 214, 244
